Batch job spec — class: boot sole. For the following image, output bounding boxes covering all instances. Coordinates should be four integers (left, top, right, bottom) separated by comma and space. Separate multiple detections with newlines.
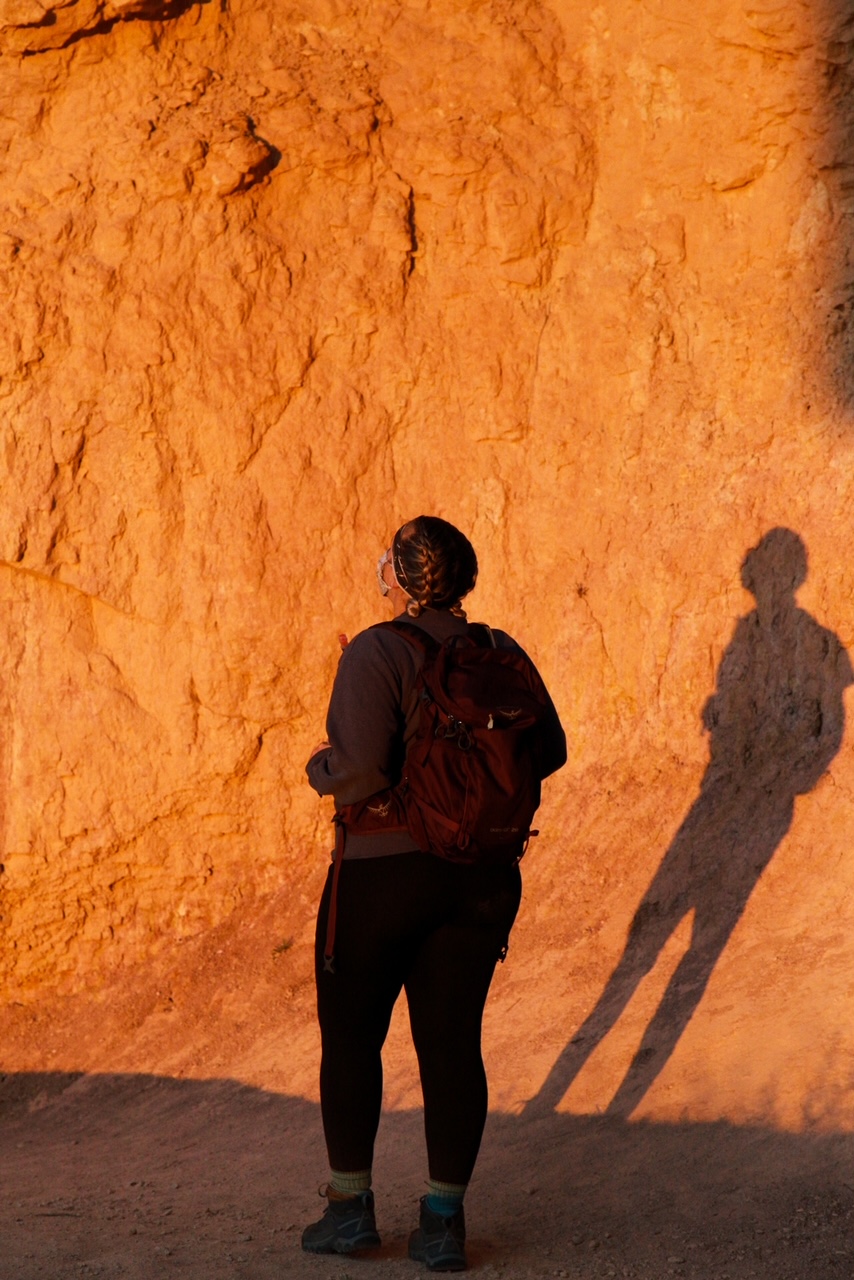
410, 1257, 467, 1273
303, 1232, 381, 1255
408, 1239, 466, 1270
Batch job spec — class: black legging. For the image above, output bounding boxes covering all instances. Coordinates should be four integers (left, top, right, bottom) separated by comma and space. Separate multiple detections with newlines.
314, 850, 522, 1185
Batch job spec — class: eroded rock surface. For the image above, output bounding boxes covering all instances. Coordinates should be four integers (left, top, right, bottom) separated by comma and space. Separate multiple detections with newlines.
1, 0, 854, 1131
1, 0, 200, 55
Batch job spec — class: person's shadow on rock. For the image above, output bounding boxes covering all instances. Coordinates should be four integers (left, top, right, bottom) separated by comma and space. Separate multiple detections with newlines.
527, 528, 853, 1119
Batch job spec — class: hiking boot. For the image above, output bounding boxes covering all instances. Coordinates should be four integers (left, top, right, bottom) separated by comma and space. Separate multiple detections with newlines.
408, 1196, 467, 1272
301, 1188, 381, 1254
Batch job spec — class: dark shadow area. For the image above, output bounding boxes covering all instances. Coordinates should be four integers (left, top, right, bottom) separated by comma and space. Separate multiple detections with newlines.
246, 117, 283, 178
528, 529, 853, 1119
1, 1068, 853, 1279
19, 0, 211, 57
819, 2, 854, 410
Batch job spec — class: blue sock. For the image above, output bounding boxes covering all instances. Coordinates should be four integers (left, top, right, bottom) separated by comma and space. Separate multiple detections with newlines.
426, 1178, 466, 1217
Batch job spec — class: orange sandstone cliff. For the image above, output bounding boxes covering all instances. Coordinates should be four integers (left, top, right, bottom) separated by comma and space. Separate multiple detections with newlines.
1, 0, 854, 1134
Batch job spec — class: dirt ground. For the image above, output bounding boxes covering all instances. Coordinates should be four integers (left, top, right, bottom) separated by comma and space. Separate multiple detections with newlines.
3, 1068, 854, 1280
1, 885, 853, 1280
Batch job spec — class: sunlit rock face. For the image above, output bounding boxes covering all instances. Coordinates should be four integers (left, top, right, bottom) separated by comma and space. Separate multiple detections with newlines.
2, 0, 854, 1127
1, 0, 191, 54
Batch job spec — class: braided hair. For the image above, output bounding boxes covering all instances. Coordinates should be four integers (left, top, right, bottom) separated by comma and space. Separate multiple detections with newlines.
391, 516, 478, 617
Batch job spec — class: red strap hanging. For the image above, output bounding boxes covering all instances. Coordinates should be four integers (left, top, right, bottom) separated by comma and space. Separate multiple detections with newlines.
322, 817, 347, 973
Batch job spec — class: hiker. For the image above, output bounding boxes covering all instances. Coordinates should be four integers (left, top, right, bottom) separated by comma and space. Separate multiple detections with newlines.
303, 515, 566, 1272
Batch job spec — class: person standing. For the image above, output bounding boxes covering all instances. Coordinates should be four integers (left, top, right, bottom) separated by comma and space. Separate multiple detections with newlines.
303, 515, 566, 1271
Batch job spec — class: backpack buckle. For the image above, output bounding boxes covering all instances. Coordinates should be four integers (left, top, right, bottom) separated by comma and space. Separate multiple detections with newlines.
435, 716, 473, 751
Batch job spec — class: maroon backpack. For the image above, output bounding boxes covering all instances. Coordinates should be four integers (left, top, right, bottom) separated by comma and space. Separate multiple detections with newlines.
323, 620, 553, 970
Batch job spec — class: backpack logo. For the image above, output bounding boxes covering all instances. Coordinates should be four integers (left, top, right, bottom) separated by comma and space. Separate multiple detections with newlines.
366, 799, 393, 817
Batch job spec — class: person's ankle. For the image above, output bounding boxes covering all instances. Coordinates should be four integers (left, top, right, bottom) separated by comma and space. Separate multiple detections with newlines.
328, 1168, 372, 1198
425, 1178, 466, 1217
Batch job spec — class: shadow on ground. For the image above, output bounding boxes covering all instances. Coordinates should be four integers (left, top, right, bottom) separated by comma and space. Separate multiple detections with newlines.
1, 1070, 852, 1280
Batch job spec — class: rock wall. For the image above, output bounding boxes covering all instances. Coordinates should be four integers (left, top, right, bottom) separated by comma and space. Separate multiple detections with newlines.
2, 0, 854, 1127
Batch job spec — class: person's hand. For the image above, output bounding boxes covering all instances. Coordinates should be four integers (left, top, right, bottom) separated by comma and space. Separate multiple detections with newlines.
338, 633, 349, 650
309, 739, 331, 758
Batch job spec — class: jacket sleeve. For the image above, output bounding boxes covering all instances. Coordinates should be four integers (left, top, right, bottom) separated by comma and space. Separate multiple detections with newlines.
305, 627, 409, 807
535, 686, 568, 781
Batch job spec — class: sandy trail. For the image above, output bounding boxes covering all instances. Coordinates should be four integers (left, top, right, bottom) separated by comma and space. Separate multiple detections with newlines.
3, 934, 853, 1280
3, 1069, 853, 1280
2, 884, 853, 1280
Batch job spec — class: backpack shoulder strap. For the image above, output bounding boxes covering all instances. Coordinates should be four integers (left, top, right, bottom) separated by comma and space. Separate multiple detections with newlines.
466, 621, 497, 648
372, 618, 496, 654
373, 618, 439, 655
